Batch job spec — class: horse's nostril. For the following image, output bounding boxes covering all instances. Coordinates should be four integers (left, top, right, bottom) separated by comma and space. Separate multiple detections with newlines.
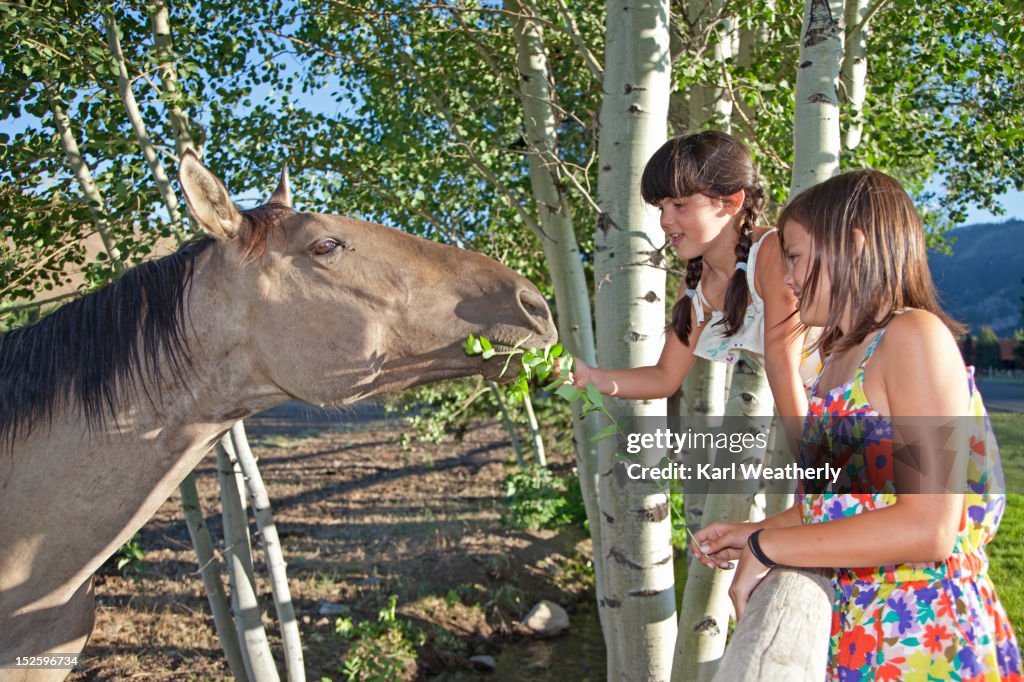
523, 301, 546, 318
518, 290, 550, 319
516, 289, 555, 338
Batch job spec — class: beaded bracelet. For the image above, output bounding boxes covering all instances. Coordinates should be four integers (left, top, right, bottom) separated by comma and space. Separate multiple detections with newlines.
747, 529, 777, 568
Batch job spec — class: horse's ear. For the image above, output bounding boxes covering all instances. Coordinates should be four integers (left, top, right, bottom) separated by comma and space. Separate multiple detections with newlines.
269, 163, 292, 208
179, 150, 242, 240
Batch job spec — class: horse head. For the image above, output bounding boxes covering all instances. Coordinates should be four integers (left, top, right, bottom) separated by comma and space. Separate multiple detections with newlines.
178, 151, 557, 407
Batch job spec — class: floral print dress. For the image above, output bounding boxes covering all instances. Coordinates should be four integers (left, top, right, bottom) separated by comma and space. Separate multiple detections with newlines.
798, 328, 1022, 681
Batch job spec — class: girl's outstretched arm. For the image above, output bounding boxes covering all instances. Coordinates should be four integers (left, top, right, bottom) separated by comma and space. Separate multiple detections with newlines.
729, 310, 970, 617
570, 284, 710, 400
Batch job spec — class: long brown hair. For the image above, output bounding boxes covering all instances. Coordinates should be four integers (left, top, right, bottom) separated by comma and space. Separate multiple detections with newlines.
778, 169, 964, 356
641, 131, 766, 345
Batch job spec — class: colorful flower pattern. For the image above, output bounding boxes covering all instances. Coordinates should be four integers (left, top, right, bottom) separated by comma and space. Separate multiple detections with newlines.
798, 328, 1022, 681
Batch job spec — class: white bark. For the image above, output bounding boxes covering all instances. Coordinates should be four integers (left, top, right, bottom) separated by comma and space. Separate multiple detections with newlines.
673, 354, 772, 681
105, 11, 184, 230
179, 473, 250, 681
147, 0, 198, 158
218, 436, 280, 682
231, 422, 305, 682
841, 0, 870, 151
679, 359, 728, 545
505, 0, 595, 365
712, 3, 847, 675
762, 413, 796, 517
712, 569, 832, 681
488, 380, 526, 467
790, 0, 845, 197
595, 1, 675, 678
521, 391, 547, 467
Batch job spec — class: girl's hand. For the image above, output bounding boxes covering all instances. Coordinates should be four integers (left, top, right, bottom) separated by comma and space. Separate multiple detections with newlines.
554, 357, 593, 389
728, 544, 772, 621
691, 521, 758, 570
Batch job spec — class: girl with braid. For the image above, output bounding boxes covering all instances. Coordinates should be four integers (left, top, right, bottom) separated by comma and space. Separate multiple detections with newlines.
566, 131, 812, 430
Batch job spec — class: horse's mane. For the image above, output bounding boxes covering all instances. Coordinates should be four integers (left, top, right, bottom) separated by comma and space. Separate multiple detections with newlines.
0, 204, 291, 448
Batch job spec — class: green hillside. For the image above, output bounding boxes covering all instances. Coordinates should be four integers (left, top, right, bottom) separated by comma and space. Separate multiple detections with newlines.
928, 220, 1024, 336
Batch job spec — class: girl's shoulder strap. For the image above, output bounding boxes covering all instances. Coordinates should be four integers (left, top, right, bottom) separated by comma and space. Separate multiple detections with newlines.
859, 327, 888, 369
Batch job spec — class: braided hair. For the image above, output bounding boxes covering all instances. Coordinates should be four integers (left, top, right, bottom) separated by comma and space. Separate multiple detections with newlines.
641, 131, 766, 346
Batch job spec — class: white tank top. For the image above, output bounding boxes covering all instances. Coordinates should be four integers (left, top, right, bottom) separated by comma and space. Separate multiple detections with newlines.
690, 229, 820, 388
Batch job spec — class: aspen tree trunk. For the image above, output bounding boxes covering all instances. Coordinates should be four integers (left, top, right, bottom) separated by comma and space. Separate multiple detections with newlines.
179, 476, 251, 681
148, 0, 198, 159
678, 359, 728, 551
595, 1, 675, 678
673, 354, 772, 681
505, 0, 609, 639
219, 436, 280, 682
231, 422, 305, 681
144, 9, 277, 675
488, 380, 526, 467
521, 392, 547, 467
762, 411, 796, 517
791, 0, 846, 196
841, 0, 871, 151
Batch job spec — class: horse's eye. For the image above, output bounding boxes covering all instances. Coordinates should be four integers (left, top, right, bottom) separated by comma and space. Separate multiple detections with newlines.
312, 239, 340, 256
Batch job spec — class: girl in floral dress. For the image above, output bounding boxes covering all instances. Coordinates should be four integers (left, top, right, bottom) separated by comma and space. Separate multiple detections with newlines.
693, 169, 1021, 681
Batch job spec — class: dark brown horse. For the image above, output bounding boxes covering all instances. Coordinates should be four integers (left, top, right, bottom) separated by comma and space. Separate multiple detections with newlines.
0, 152, 556, 680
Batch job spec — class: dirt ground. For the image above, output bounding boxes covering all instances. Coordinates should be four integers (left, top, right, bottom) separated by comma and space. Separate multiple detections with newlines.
69, 403, 604, 681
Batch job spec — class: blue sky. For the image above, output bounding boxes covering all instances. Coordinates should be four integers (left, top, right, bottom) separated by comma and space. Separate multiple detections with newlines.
959, 188, 1023, 225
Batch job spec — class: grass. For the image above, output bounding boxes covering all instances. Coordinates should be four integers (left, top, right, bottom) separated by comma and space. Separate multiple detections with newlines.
988, 494, 1023, 632
988, 413, 1024, 633
992, 413, 1024, 494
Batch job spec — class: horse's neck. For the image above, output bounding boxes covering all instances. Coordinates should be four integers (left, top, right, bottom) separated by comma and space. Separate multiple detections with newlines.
1, 272, 285, 615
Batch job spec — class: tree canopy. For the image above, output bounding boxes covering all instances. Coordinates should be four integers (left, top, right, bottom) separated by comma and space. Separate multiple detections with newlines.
3, 1, 1022, 327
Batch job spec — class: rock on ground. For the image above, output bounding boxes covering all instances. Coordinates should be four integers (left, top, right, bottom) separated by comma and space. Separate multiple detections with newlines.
522, 600, 570, 637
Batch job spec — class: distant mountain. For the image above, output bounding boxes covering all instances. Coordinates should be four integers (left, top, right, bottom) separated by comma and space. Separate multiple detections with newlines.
928, 220, 1024, 336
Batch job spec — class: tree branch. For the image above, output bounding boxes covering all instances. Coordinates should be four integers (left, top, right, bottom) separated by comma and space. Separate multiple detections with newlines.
550, 0, 603, 81
106, 10, 185, 230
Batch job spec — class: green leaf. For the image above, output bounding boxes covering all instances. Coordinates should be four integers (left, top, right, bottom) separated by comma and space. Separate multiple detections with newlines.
542, 375, 569, 392
591, 423, 619, 441
555, 384, 581, 402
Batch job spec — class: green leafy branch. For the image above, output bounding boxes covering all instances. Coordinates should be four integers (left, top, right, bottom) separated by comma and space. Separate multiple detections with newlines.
462, 333, 623, 443
464, 334, 708, 556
